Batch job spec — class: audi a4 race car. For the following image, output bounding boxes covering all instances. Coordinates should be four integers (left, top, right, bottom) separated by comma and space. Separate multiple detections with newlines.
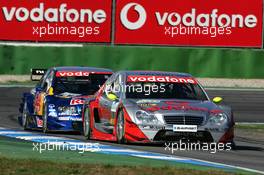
83, 71, 235, 144
19, 67, 112, 133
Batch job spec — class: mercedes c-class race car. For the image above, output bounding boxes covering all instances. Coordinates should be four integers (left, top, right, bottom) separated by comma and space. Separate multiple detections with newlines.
19, 67, 112, 132
82, 71, 235, 144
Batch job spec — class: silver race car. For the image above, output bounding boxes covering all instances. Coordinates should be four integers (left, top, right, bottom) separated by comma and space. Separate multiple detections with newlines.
83, 71, 235, 145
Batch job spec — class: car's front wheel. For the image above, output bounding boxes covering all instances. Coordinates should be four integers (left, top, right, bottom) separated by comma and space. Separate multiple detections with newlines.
42, 104, 49, 133
83, 107, 91, 140
116, 110, 126, 144
22, 102, 29, 130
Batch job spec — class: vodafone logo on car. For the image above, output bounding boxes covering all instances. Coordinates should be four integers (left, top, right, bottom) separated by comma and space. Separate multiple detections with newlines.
120, 3, 147, 30
56, 71, 90, 77
127, 76, 197, 84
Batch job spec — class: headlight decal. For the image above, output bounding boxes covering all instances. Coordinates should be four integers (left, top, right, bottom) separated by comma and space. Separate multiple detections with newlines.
208, 113, 228, 126
58, 106, 80, 116
135, 110, 162, 126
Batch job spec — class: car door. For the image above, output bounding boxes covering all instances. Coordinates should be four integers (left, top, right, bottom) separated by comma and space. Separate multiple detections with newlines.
34, 70, 54, 115
98, 74, 122, 125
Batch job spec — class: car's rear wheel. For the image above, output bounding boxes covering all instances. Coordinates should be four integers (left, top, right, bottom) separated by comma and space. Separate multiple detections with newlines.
116, 110, 126, 144
42, 104, 49, 133
83, 107, 91, 140
22, 102, 29, 130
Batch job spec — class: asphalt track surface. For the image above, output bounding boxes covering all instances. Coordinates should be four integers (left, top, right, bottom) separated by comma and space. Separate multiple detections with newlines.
0, 87, 264, 172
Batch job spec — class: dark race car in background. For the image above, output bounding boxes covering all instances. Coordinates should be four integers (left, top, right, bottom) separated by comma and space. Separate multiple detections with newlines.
82, 71, 235, 145
19, 67, 112, 133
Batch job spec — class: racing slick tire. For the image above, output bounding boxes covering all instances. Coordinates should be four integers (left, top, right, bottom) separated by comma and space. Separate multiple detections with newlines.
116, 110, 126, 144
42, 104, 49, 133
22, 102, 30, 130
83, 107, 91, 140
228, 141, 236, 150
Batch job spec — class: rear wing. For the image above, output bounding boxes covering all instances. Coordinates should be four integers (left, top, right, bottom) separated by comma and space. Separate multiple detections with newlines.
31, 69, 47, 81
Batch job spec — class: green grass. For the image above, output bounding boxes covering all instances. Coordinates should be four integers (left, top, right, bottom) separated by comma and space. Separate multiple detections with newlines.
0, 156, 248, 175
0, 81, 35, 86
0, 136, 250, 175
236, 124, 264, 131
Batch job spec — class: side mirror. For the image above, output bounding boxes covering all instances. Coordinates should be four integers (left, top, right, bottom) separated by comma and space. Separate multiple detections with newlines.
213, 97, 223, 104
107, 93, 118, 101
48, 87, 54, 96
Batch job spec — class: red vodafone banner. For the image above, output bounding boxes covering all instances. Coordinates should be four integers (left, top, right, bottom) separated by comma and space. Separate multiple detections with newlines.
115, 0, 263, 48
0, 0, 112, 43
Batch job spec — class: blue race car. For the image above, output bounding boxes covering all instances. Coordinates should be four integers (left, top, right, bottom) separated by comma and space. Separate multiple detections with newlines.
19, 67, 113, 133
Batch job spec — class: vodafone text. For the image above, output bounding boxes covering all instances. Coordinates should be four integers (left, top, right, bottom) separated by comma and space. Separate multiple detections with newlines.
127, 76, 197, 84
56, 71, 90, 77
2, 3, 107, 38
155, 9, 257, 28
120, 4, 257, 37
157, 9, 253, 38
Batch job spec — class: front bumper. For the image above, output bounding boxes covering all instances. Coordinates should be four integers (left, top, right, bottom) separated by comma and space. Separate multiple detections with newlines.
47, 116, 83, 132
153, 130, 214, 142
123, 108, 234, 143
125, 123, 234, 143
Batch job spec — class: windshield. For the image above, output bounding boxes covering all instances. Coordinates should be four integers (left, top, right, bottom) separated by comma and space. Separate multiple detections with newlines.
125, 82, 208, 101
53, 74, 111, 95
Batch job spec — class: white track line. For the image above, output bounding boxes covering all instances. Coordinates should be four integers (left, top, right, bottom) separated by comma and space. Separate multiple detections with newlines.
0, 131, 32, 134
132, 155, 187, 161
1, 127, 264, 174
16, 136, 70, 140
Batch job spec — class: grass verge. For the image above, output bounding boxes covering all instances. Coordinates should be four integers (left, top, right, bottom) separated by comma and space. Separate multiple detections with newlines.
0, 81, 35, 86
236, 124, 264, 131
0, 136, 250, 175
0, 156, 248, 175
235, 124, 264, 143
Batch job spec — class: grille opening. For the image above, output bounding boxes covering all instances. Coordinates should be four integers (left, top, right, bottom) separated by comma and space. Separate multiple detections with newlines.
153, 130, 214, 142
163, 116, 204, 125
